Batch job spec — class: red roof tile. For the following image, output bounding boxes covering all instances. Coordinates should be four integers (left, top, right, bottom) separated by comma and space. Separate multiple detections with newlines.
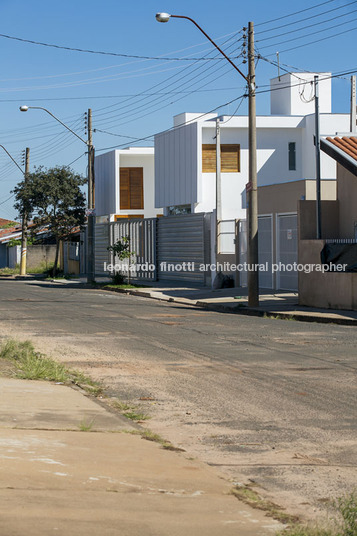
326, 136, 357, 161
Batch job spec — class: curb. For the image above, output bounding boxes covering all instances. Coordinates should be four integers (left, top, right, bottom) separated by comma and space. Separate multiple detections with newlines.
101, 286, 357, 326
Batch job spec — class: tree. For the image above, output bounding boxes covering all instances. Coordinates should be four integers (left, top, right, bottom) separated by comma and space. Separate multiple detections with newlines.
13, 166, 86, 276
107, 236, 136, 284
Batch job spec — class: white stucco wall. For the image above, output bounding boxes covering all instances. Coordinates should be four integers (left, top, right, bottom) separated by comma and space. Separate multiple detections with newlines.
95, 148, 161, 218
270, 72, 331, 116
155, 122, 198, 208
94, 150, 117, 217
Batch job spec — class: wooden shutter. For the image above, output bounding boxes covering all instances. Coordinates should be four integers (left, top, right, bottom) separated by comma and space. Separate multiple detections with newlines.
202, 144, 240, 172
129, 168, 144, 209
202, 144, 216, 172
120, 168, 144, 210
120, 168, 130, 210
221, 144, 240, 172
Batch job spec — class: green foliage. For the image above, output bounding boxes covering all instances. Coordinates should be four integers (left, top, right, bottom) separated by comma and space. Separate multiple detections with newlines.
107, 236, 136, 283
335, 492, 357, 536
111, 272, 126, 285
13, 166, 86, 275
0, 338, 101, 393
0, 221, 18, 229
107, 236, 135, 261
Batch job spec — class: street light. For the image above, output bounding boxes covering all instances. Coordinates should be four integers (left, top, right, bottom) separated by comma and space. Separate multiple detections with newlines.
19, 105, 95, 283
155, 14, 259, 306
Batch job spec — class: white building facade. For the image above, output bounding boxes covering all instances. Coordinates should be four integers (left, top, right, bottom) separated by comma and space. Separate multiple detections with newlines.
95, 147, 163, 220
154, 73, 350, 220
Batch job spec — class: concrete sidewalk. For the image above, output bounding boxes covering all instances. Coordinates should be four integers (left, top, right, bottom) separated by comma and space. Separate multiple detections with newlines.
0, 377, 280, 536
103, 283, 357, 326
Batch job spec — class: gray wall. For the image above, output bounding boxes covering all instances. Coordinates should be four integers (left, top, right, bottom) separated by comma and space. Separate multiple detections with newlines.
27, 245, 57, 270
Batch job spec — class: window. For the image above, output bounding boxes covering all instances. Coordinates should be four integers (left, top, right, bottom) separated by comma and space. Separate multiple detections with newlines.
288, 142, 296, 171
167, 204, 191, 215
120, 168, 144, 210
202, 144, 240, 173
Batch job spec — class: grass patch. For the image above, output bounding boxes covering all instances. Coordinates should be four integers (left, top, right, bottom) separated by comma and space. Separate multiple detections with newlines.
78, 418, 95, 432
0, 266, 20, 275
125, 429, 185, 452
0, 339, 102, 394
275, 491, 357, 536
122, 410, 149, 421
108, 398, 149, 422
231, 485, 299, 525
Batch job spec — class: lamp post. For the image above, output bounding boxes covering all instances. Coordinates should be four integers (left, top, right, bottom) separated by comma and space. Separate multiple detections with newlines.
155, 14, 259, 306
19, 105, 95, 283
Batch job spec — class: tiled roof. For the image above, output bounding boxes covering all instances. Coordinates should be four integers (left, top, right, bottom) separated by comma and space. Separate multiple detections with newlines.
321, 135, 357, 177
325, 136, 357, 161
0, 218, 18, 228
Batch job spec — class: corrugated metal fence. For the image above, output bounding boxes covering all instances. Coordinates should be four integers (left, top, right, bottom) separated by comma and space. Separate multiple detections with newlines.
157, 213, 211, 285
96, 213, 212, 284
109, 218, 157, 281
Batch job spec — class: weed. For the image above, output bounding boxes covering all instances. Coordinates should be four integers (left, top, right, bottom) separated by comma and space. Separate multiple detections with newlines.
110, 399, 134, 412
335, 491, 357, 536
0, 339, 102, 394
231, 485, 299, 525
275, 491, 357, 536
127, 429, 184, 452
78, 418, 95, 432
123, 411, 150, 421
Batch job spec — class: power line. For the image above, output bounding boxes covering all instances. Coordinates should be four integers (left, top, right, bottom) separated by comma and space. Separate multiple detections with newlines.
256, 0, 341, 27
256, 7, 357, 43
94, 129, 154, 142
257, 15, 357, 51
0, 32, 241, 61
256, 0, 357, 34
264, 25, 357, 56
96, 93, 248, 153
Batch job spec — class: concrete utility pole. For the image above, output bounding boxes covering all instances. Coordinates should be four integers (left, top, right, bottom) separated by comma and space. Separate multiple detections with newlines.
155, 13, 259, 305
247, 21, 259, 307
351, 75, 356, 133
314, 75, 322, 240
87, 108, 95, 283
215, 117, 221, 256
20, 147, 30, 275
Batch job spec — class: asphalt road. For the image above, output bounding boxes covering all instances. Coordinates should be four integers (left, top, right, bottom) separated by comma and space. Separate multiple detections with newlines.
0, 279, 356, 522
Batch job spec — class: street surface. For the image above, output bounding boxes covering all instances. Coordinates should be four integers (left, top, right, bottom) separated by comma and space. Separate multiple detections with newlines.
0, 279, 356, 522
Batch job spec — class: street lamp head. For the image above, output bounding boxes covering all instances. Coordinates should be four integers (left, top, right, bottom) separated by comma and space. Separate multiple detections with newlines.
19, 105, 29, 112
156, 12, 171, 22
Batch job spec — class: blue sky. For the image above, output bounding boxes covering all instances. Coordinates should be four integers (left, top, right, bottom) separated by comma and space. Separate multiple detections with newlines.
0, 0, 356, 220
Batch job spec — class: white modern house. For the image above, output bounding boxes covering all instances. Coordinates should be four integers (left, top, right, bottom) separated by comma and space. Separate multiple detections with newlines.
154, 72, 350, 219
154, 72, 350, 290
95, 147, 163, 220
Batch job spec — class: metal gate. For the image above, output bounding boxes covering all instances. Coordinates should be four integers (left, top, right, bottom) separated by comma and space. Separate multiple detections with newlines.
157, 213, 211, 285
94, 222, 110, 276
109, 218, 157, 281
276, 213, 298, 291
237, 216, 273, 289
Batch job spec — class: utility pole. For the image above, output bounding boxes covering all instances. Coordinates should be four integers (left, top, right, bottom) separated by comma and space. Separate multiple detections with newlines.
20, 147, 30, 276
314, 75, 322, 240
215, 117, 221, 257
87, 108, 95, 283
351, 75, 356, 133
247, 21, 259, 307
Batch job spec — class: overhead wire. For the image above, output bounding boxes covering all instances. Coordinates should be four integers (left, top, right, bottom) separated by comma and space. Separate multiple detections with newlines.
255, 7, 357, 43
255, 0, 339, 26
93, 37, 244, 130
256, 0, 355, 31
256, 15, 357, 51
